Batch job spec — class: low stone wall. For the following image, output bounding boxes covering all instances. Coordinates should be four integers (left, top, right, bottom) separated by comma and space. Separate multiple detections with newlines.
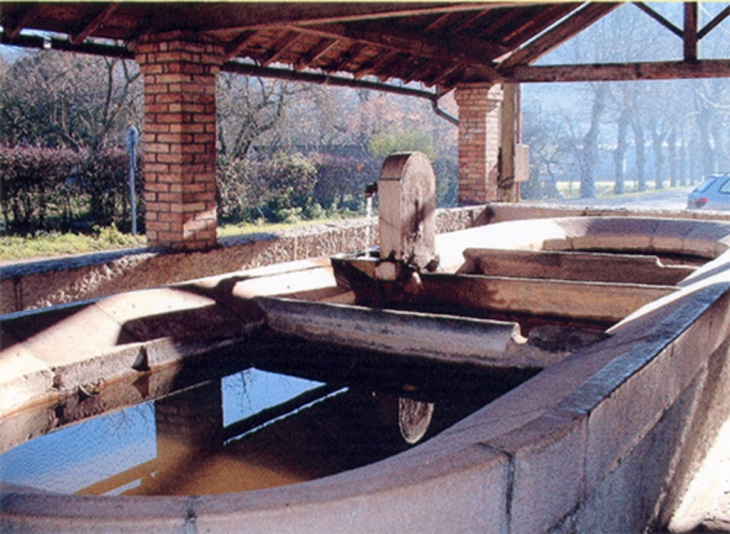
0, 207, 485, 316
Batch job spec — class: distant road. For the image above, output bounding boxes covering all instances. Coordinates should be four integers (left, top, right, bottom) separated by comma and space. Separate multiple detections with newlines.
528, 186, 694, 211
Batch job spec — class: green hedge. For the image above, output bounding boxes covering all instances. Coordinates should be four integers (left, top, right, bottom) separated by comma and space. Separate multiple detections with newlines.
0, 146, 143, 235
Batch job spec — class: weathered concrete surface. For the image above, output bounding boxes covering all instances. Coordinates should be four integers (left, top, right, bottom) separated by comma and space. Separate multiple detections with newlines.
420, 272, 676, 323
462, 248, 695, 285
257, 296, 571, 369
2, 215, 730, 532
378, 152, 437, 270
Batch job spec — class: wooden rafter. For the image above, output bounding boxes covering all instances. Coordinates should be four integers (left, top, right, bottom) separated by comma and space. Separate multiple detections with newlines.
499, 2, 620, 69
260, 30, 301, 67
328, 42, 366, 72
162, 3, 508, 35
225, 31, 259, 61
423, 12, 462, 34
377, 51, 412, 83
451, 10, 491, 35
70, 3, 119, 46
293, 21, 501, 80
498, 3, 581, 49
353, 49, 399, 79
294, 37, 339, 71
633, 3, 683, 38
699, 5, 730, 39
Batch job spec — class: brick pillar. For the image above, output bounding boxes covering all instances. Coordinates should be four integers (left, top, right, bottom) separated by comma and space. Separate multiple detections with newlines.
133, 33, 224, 251
454, 84, 503, 205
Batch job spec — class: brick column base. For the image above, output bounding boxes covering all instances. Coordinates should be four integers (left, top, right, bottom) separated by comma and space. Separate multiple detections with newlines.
454, 84, 503, 205
134, 32, 224, 251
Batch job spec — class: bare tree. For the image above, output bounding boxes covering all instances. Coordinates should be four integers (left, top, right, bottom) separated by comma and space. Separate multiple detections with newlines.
0, 50, 141, 149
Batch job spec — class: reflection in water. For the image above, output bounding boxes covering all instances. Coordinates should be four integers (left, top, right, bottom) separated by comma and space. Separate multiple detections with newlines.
0, 363, 499, 496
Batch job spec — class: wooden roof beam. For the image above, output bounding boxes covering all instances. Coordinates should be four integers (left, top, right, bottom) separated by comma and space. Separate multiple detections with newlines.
260, 30, 301, 67
633, 3, 683, 38
70, 3, 119, 46
499, 3, 620, 70
225, 31, 259, 61
296, 22, 502, 79
3, 4, 43, 39
196, 3, 510, 33
328, 42, 367, 73
699, 4, 730, 39
353, 49, 399, 79
423, 12, 462, 33
506, 59, 730, 83
295, 37, 339, 71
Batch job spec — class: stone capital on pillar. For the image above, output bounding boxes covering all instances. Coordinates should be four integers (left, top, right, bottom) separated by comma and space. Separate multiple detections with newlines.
455, 83, 503, 205
133, 33, 225, 251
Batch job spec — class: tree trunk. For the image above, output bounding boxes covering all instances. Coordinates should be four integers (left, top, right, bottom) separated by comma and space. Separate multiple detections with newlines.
613, 108, 630, 195
667, 128, 678, 188
579, 85, 607, 199
631, 119, 646, 192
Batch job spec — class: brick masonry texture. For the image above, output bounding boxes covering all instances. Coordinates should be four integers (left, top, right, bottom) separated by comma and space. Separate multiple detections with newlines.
455, 84, 503, 205
134, 33, 225, 251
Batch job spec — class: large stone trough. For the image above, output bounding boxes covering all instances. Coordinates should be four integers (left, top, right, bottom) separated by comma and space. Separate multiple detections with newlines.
2, 215, 730, 532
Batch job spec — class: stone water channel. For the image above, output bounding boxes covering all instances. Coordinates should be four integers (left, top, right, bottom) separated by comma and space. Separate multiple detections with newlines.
3, 153, 730, 531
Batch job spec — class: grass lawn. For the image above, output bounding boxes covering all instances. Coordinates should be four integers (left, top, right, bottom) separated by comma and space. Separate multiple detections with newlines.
0, 220, 334, 262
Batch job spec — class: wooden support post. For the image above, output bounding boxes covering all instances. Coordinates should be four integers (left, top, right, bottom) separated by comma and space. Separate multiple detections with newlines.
500, 84, 521, 203
684, 2, 699, 62
454, 83, 503, 205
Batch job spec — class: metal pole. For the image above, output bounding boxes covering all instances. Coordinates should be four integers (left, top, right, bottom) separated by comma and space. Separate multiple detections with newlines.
126, 126, 139, 236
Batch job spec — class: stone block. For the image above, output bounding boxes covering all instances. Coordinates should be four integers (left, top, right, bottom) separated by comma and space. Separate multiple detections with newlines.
486, 409, 587, 534
583, 328, 704, 491
197, 444, 509, 534
577, 373, 702, 533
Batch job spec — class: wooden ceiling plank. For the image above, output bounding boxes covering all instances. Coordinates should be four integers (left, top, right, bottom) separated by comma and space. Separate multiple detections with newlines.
376, 52, 411, 83
423, 12, 461, 33
430, 63, 465, 86
684, 2, 698, 62
451, 10, 492, 35
698, 4, 730, 39
633, 3, 683, 38
260, 30, 302, 67
507, 59, 730, 83
498, 3, 581, 48
353, 49, 399, 79
361, 21, 508, 64
225, 31, 259, 61
328, 42, 367, 73
141, 3, 509, 35
296, 21, 500, 81
70, 3, 119, 46
294, 37, 339, 71
499, 3, 620, 70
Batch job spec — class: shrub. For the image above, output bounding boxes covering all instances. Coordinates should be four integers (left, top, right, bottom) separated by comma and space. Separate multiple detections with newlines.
367, 127, 436, 160
0, 145, 143, 235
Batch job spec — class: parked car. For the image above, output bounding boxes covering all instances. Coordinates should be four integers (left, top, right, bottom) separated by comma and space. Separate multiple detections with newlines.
687, 174, 730, 210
